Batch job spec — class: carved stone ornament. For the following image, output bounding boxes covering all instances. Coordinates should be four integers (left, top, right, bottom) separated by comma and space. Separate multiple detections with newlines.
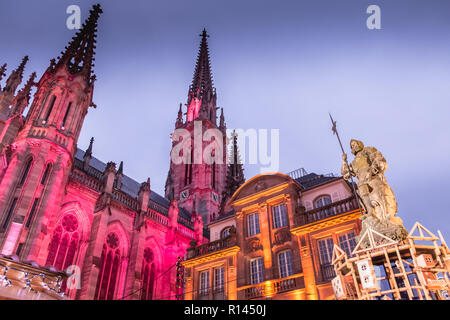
273, 228, 292, 245
254, 181, 267, 192
247, 238, 262, 252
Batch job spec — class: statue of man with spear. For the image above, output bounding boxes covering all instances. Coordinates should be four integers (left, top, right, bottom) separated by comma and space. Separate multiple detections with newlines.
329, 114, 407, 242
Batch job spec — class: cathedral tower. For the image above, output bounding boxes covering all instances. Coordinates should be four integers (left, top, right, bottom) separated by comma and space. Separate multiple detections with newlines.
0, 4, 102, 262
165, 29, 227, 224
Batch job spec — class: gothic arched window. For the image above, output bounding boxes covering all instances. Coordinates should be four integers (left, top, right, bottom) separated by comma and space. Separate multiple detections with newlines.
140, 247, 155, 300
94, 232, 121, 300
45, 213, 80, 271
40, 163, 52, 185
43, 95, 56, 122
18, 158, 33, 187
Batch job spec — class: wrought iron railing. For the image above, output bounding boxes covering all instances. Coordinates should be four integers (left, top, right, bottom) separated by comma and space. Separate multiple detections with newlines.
297, 196, 358, 225
186, 235, 237, 260
239, 274, 304, 299
273, 276, 303, 294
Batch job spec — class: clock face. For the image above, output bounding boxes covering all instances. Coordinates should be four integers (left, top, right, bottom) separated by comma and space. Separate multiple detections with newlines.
180, 190, 189, 201
211, 192, 218, 203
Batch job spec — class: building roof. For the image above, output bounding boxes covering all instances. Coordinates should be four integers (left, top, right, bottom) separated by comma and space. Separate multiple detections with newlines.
73, 148, 192, 221
295, 172, 341, 190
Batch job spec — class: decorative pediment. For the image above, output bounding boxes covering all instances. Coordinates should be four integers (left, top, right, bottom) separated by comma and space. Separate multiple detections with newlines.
230, 173, 302, 205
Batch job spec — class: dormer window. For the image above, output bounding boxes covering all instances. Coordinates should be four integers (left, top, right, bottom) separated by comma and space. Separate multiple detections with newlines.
315, 196, 332, 208
221, 227, 232, 239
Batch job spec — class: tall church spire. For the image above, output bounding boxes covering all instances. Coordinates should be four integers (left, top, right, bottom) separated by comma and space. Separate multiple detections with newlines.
175, 103, 183, 128
49, 4, 102, 86
3, 56, 28, 94
219, 131, 245, 216
186, 29, 217, 122
225, 131, 245, 197
0, 64, 7, 91
190, 29, 214, 101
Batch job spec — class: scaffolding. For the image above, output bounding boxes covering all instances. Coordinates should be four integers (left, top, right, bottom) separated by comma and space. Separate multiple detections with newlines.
331, 222, 450, 300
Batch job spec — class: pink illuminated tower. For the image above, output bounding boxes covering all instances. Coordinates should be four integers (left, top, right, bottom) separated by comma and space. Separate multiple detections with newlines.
0, 5, 102, 262
165, 29, 229, 224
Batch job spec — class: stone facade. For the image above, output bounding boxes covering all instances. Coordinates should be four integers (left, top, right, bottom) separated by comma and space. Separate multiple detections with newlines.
183, 172, 362, 300
0, 5, 203, 300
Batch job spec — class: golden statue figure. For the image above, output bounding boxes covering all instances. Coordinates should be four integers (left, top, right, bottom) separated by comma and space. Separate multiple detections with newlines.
341, 139, 407, 241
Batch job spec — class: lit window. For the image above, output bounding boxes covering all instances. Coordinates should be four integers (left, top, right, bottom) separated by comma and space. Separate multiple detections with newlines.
2, 198, 17, 230
41, 163, 52, 185
247, 213, 260, 237
318, 238, 334, 265
44, 95, 56, 122
315, 196, 333, 218
141, 248, 155, 300
61, 102, 72, 128
214, 267, 224, 292
272, 204, 288, 229
278, 250, 293, 278
250, 257, 264, 284
221, 227, 231, 239
199, 270, 210, 296
94, 232, 122, 300
18, 158, 33, 187
317, 237, 336, 281
315, 196, 332, 208
25, 198, 39, 228
338, 232, 357, 257
45, 214, 80, 271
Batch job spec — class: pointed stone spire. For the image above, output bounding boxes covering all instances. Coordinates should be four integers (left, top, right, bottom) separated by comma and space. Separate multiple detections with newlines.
219, 108, 225, 131
219, 131, 245, 216
50, 4, 102, 86
138, 178, 151, 212
83, 137, 94, 170
0, 64, 6, 91
115, 161, 124, 188
186, 29, 217, 122
175, 103, 183, 128
11, 72, 37, 116
102, 161, 116, 194
117, 161, 123, 175
190, 28, 214, 102
225, 131, 245, 196
2, 56, 28, 94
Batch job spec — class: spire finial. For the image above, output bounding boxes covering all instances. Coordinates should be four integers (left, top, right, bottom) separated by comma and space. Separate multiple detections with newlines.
85, 137, 94, 157
0, 63, 7, 80
219, 108, 225, 128
11, 72, 37, 116
189, 29, 214, 102
117, 161, 123, 175
52, 4, 102, 86
200, 28, 209, 38
3, 56, 29, 94
16, 56, 29, 78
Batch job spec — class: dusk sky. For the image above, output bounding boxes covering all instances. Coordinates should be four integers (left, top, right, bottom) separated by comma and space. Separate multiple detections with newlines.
1, 0, 449, 236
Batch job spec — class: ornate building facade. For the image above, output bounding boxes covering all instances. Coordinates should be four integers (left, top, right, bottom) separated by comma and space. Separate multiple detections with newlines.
4, 4, 428, 301
0, 5, 213, 300
183, 171, 362, 300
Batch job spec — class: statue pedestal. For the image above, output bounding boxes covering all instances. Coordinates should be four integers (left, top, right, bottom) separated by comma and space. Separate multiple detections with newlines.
356, 214, 408, 247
